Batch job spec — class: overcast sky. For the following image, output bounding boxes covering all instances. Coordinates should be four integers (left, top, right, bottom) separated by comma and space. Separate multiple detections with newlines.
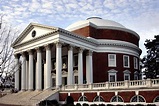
0, 0, 159, 57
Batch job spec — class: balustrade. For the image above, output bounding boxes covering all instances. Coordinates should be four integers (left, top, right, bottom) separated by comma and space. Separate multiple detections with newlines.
61, 79, 159, 91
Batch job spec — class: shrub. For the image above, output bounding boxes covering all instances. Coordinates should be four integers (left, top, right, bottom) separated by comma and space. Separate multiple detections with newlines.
76, 103, 82, 106
98, 104, 105, 106
83, 103, 89, 106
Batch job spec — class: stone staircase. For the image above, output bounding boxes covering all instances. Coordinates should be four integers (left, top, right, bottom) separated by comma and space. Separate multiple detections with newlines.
0, 90, 58, 106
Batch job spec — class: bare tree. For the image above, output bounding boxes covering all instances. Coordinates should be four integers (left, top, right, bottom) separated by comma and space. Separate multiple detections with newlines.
0, 14, 18, 88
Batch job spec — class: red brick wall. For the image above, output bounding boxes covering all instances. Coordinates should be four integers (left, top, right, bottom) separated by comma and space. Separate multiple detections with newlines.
139, 90, 159, 103
84, 92, 97, 102
70, 93, 82, 101
59, 93, 68, 101
100, 92, 115, 102
92, 52, 139, 82
118, 91, 135, 102
72, 26, 139, 46
59, 91, 159, 103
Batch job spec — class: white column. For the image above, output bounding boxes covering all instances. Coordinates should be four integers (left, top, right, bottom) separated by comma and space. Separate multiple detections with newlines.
86, 51, 93, 84
78, 48, 83, 84
67, 46, 73, 85
44, 45, 52, 90
21, 53, 26, 91
14, 55, 19, 90
28, 50, 34, 91
56, 42, 62, 88
26, 60, 29, 90
36, 48, 42, 90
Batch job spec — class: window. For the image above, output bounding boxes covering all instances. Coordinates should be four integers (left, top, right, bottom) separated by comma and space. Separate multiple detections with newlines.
134, 57, 138, 69
111, 95, 124, 102
108, 54, 116, 67
134, 71, 139, 80
130, 95, 145, 102
123, 70, 131, 80
93, 96, 105, 102
78, 96, 88, 102
108, 69, 118, 82
110, 75, 115, 82
123, 55, 130, 68
153, 96, 159, 102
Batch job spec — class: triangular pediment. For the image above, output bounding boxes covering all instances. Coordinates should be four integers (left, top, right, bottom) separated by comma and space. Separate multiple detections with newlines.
12, 23, 58, 47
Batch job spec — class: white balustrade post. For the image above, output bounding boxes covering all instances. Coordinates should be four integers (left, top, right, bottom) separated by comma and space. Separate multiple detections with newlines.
146, 78, 152, 87
56, 42, 62, 88
36, 48, 42, 90
67, 46, 73, 85
78, 48, 83, 84
86, 51, 93, 84
45, 45, 52, 90
14, 54, 20, 91
28, 50, 34, 91
124, 80, 129, 88
21, 53, 26, 91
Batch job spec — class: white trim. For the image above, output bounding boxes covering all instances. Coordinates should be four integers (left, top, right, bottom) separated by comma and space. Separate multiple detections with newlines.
110, 95, 124, 102
153, 96, 159, 102
123, 70, 131, 80
108, 69, 118, 82
108, 54, 116, 67
130, 95, 146, 102
13, 31, 141, 58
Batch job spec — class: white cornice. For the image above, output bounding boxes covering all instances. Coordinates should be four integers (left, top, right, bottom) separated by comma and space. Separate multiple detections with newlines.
13, 27, 141, 57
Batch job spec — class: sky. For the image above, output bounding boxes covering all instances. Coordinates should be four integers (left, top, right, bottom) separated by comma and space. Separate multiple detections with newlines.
0, 0, 159, 57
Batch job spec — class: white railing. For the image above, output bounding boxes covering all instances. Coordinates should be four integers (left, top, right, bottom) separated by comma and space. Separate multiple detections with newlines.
61, 78, 159, 91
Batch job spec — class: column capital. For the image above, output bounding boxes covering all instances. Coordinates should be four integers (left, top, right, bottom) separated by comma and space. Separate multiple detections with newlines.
44, 44, 51, 50
14, 54, 20, 59
86, 50, 93, 56
78, 48, 84, 53
68, 45, 74, 50
35, 47, 42, 52
21, 52, 27, 57
55, 42, 62, 48
28, 49, 33, 55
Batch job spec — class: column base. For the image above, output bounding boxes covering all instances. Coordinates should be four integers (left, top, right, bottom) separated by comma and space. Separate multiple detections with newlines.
35, 89, 42, 91
56, 85, 62, 89
28, 89, 34, 91
21, 89, 26, 92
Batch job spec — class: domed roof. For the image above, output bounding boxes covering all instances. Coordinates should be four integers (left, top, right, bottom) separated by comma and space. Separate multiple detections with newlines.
66, 17, 125, 31
65, 17, 139, 39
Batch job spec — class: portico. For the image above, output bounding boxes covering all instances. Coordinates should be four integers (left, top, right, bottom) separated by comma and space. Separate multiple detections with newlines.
12, 23, 94, 91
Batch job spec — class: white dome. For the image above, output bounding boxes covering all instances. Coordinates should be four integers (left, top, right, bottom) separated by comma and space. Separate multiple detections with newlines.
66, 17, 125, 31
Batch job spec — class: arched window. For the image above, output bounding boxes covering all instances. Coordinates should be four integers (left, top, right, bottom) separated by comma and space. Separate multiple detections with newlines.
153, 96, 159, 102
110, 95, 123, 102
78, 96, 88, 102
130, 95, 145, 102
93, 96, 105, 102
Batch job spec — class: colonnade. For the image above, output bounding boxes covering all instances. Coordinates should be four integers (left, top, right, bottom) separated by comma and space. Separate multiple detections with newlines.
14, 42, 93, 91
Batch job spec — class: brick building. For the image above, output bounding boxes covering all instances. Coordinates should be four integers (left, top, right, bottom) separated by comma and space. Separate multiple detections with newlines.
0, 17, 158, 105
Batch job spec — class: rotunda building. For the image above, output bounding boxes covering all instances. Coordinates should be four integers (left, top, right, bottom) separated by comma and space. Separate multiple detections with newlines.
66, 17, 141, 82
